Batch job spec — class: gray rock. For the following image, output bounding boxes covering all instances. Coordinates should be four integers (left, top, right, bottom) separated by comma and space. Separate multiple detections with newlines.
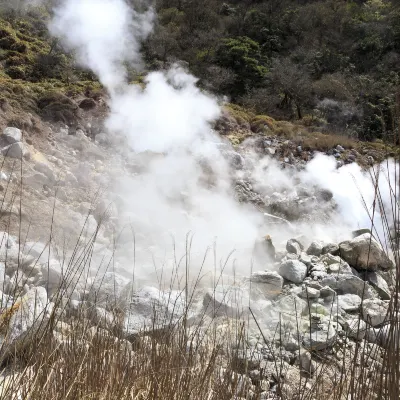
366, 272, 391, 300
2, 127, 22, 144
306, 241, 324, 257
320, 286, 336, 299
40, 259, 63, 290
299, 351, 316, 375
0, 232, 20, 263
321, 275, 376, 299
203, 285, 249, 318
23, 173, 50, 190
34, 162, 56, 183
352, 229, 372, 238
124, 286, 185, 336
1, 142, 29, 159
286, 239, 303, 255
339, 234, 393, 270
279, 260, 307, 284
302, 322, 337, 350
88, 272, 132, 311
250, 271, 283, 298
337, 294, 362, 312
299, 286, 320, 299
344, 318, 367, 340
361, 299, 388, 326
328, 262, 353, 275
321, 243, 339, 255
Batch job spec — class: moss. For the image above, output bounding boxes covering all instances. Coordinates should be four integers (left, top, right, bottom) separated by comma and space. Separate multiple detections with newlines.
250, 115, 276, 133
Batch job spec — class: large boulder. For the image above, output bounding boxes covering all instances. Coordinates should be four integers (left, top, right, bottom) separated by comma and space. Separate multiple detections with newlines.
279, 260, 307, 284
320, 275, 376, 299
339, 233, 392, 271
2, 127, 22, 144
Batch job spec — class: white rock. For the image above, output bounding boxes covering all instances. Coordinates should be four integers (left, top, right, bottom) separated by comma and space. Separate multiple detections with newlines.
88, 271, 132, 311
40, 259, 63, 289
361, 299, 389, 326
250, 271, 283, 297
279, 260, 307, 284
2, 127, 22, 144
344, 318, 367, 340
337, 294, 362, 312
299, 350, 316, 375
366, 272, 391, 300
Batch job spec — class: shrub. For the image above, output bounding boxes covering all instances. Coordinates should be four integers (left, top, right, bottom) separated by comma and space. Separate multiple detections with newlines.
5, 65, 25, 79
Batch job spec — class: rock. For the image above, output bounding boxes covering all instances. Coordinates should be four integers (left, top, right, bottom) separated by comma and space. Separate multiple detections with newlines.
361, 299, 388, 326
337, 294, 362, 312
40, 259, 63, 290
366, 272, 391, 300
124, 286, 185, 336
321, 274, 376, 299
339, 234, 392, 270
34, 162, 56, 183
320, 286, 336, 299
250, 271, 283, 297
306, 241, 324, 257
327, 262, 353, 275
286, 239, 303, 255
322, 243, 339, 255
344, 318, 367, 340
2, 127, 22, 144
1, 142, 29, 159
302, 321, 337, 350
299, 286, 320, 299
88, 272, 132, 311
299, 350, 316, 375
23, 172, 50, 190
0, 232, 20, 263
0, 287, 51, 360
279, 260, 307, 284
203, 285, 249, 318
352, 228, 372, 238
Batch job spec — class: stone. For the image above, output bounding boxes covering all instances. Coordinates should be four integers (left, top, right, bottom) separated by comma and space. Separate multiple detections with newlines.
337, 294, 362, 312
299, 350, 316, 375
23, 173, 50, 190
322, 243, 339, 255
366, 272, 391, 300
279, 260, 307, 284
328, 262, 353, 275
0, 232, 20, 263
306, 241, 324, 257
352, 229, 372, 238
321, 275, 376, 299
0, 287, 51, 360
2, 127, 22, 144
124, 286, 186, 336
286, 239, 303, 255
320, 286, 336, 299
34, 162, 56, 183
40, 259, 63, 289
339, 234, 393, 270
250, 271, 283, 297
88, 272, 132, 311
299, 286, 320, 299
361, 299, 389, 326
1, 142, 29, 159
203, 285, 249, 318
302, 322, 337, 350
344, 318, 367, 340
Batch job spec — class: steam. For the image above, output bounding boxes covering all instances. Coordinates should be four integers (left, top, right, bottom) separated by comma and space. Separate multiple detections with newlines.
41, 0, 396, 282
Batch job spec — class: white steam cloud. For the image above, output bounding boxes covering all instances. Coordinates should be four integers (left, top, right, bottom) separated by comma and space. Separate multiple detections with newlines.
41, 0, 396, 283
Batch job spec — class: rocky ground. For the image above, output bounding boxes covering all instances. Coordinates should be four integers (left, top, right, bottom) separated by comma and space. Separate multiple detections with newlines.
0, 106, 396, 398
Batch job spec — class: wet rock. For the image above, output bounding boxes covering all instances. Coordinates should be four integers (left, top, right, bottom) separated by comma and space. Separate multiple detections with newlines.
279, 260, 307, 284
339, 234, 393, 270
